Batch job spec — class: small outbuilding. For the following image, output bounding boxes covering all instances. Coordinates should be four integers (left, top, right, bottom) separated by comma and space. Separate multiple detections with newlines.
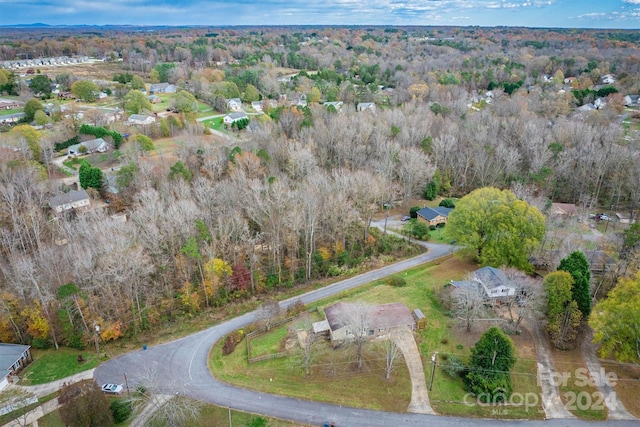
413, 308, 426, 330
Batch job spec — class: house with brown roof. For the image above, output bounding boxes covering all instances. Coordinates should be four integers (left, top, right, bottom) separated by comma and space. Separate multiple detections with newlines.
0, 100, 20, 110
322, 302, 415, 342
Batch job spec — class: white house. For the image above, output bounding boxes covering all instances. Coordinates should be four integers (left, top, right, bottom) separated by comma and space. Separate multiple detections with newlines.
49, 189, 90, 213
223, 111, 248, 125
251, 101, 263, 112
601, 74, 616, 85
127, 114, 156, 126
624, 95, 639, 107
357, 102, 376, 113
450, 266, 515, 300
226, 98, 242, 111
149, 83, 176, 94
66, 138, 108, 156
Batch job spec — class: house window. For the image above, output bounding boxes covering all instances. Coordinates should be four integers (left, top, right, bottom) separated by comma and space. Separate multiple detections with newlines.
491, 289, 497, 294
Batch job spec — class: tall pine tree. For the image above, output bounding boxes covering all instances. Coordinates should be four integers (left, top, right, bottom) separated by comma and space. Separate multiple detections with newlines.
558, 251, 591, 316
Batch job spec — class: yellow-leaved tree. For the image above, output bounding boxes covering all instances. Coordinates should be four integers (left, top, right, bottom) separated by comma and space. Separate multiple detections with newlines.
203, 258, 232, 301
590, 271, 640, 364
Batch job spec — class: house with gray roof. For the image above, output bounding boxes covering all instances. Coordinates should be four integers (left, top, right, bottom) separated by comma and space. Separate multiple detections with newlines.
450, 266, 515, 300
49, 189, 90, 213
127, 114, 156, 126
0, 343, 32, 391
226, 98, 242, 111
357, 102, 376, 113
223, 111, 248, 125
416, 206, 453, 226
149, 82, 176, 94
66, 138, 108, 156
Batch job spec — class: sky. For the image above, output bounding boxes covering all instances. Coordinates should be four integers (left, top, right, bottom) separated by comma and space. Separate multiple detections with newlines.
0, 0, 638, 28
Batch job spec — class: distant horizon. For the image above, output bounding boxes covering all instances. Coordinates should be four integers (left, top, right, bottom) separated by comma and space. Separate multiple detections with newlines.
0, 0, 638, 30
1, 22, 640, 31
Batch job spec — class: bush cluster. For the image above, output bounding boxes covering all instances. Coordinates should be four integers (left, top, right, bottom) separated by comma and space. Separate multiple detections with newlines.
222, 329, 245, 355
386, 276, 407, 287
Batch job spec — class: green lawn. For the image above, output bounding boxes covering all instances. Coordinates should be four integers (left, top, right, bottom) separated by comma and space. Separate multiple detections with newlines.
62, 157, 83, 170
63, 151, 122, 170
0, 108, 22, 116
248, 325, 289, 357
0, 392, 59, 426
202, 116, 225, 132
19, 348, 101, 385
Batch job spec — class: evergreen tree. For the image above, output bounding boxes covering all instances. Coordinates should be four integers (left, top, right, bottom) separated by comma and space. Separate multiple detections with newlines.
79, 161, 103, 190
558, 251, 591, 316
463, 327, 516, 402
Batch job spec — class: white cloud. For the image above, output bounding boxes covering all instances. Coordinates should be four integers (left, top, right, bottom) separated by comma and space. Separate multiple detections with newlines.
622, 0, 640, 4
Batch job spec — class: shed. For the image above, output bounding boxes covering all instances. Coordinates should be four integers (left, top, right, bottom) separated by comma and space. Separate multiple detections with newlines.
412, 309, 426, 330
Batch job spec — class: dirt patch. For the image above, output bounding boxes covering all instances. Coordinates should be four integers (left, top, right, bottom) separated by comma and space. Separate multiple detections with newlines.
512, 328, 537, 359
549, 335, 607, 420
604, 362, 640, 418
33, 61, 125, 81
429, 256, 476, 282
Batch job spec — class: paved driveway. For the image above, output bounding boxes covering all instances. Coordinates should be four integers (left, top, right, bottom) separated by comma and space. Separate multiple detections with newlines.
391, 327, 433, 414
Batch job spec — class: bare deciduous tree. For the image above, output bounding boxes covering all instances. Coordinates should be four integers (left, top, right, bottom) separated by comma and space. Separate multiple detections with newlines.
382, 333, 401, 380
256, 299, 281, 332
502, 267, 544, 332
337, 301, 371, 370
293, 315, 319, 376
451, 278, 488, 333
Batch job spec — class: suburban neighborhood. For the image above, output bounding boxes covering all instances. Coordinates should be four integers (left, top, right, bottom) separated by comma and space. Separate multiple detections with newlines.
0, 21, 639, 427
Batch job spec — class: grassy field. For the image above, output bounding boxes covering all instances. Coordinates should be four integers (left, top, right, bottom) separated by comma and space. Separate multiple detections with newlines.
19, 348, 101, 385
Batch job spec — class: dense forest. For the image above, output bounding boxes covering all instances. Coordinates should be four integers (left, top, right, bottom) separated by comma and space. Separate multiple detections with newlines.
0, 25, 639, 352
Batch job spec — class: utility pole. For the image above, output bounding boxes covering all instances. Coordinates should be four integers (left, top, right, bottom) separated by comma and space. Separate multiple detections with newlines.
228, 406, 232, 427
94, 324, 100, 355
124, 373, 131, 396
429, 352, 438, 391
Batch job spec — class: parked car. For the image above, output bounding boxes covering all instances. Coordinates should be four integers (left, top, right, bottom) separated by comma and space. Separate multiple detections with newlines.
401, 215, 411, 222
595, 213, 611, 221
101, 383, 123, 394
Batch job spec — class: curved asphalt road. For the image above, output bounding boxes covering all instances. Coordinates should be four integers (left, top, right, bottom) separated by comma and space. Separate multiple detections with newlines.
95, 245, 637, 427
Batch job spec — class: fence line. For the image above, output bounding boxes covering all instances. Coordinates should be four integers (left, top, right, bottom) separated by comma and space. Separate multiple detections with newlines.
246, 308, 318, 364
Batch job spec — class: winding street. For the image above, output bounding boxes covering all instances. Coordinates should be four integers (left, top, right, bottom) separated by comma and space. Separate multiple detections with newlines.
94, 245, 637, 427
